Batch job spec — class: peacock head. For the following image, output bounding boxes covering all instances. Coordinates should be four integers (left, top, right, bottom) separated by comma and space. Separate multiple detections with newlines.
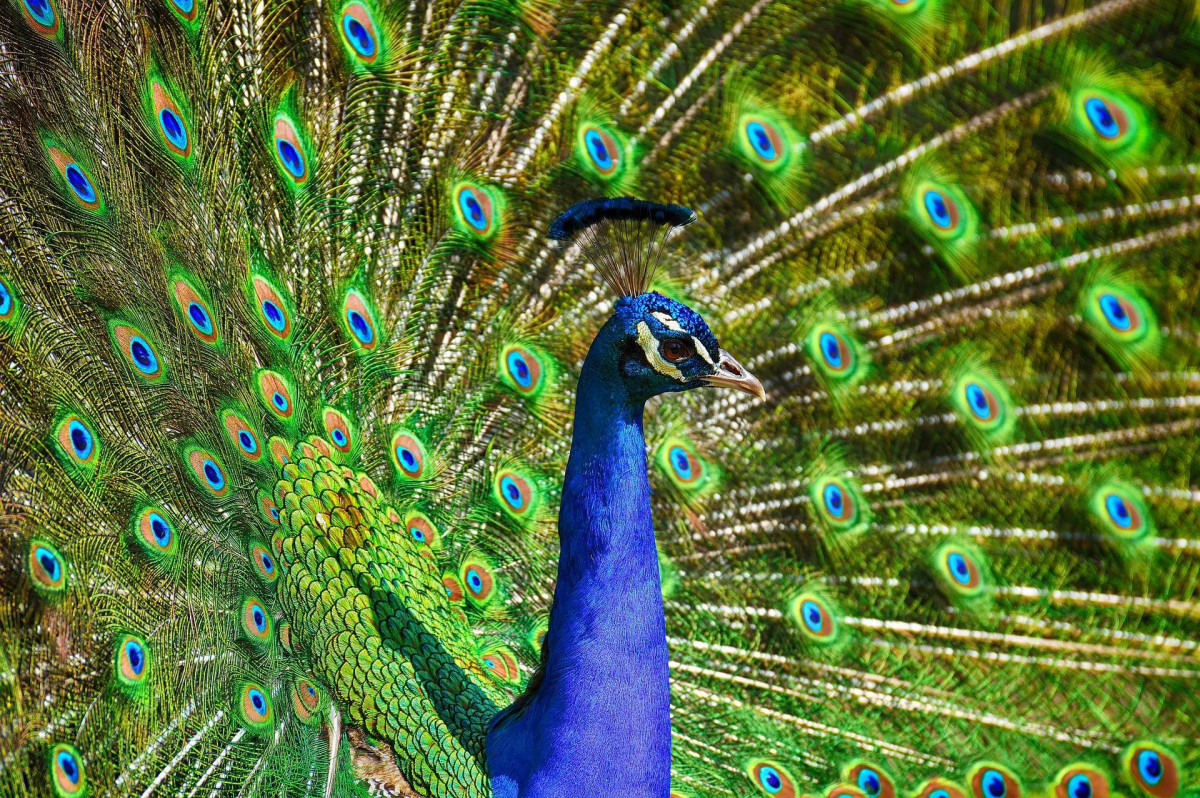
550, 197, 764, 403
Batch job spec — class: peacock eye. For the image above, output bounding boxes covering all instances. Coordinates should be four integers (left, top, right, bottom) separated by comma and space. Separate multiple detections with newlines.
660, 338, 694, 364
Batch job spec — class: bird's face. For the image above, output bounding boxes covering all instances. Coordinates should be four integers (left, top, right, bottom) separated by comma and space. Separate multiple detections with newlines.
612, 292, 764, 402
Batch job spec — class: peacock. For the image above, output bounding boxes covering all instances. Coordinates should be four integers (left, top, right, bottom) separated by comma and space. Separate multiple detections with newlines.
0, 0, 1198, 793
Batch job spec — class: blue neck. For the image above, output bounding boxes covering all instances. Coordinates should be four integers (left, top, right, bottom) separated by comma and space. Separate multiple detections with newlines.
487, 318, 671, 798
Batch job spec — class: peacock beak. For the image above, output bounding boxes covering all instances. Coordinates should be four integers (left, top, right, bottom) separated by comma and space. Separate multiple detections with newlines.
701, 349, 765, 399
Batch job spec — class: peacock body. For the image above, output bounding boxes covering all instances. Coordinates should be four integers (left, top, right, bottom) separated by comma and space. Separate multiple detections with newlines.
0, 0, 1198, 794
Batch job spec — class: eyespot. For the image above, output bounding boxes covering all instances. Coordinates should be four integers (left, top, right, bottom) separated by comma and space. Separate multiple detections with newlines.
789, 593, 838, 642
453, 183, 501, 237
964, 383, 995, 421
321, 408, 353, 453
581, 125, 621, 176
251, 275, 292, 340
1124, 742, 1179, 797
659, 338, 695, 364
937, 545, 985, 595
49, 743, 85, 797
28, 540, 67, 593
136, 507, 178, 558
250, 544, 277, 583
273, 116, 308, 184
259, 493, 281, 526
496, 470, 533, 515
405, 513, 439, 549
48, 147, 102, 211
166, 0, 198, 22
186, 448, 228, 497
173, 278, 219, 344
56, 415, 98, 467
111, 324, 164, 381
442, 573, 465, 602
846, 763, 895, 798
968, 763, 1021, 798
914, 780, 967, 798
923, 189, 960, 231
1098, 293, 1135, 332
0, 277, 16, 321
390, 431, 427, 478
666, 444, 702, 485
21, 0, 60, 36
481, 645, 520, 684
1084, 97, 1126, 141
460, 559, 495, 606
116, 634, 149, 688
257, 370, 296, 421
502, 345, 544, 395
811, 477, 862, 531
1089, 287, 1150, 344
340, 3, 379, 62
269, 437, 292, 467
742, 117, 785, 165
223, 411, 261, 461
1091, 484, 1149, 541
827, 788, 869, 798
242, 597, 272, 640
1051, 766, 1110, 798
819, 331, 847, 371
746, 759, 797, 797
822, 481, 853, 522
239, 682, 274, 730
152, 82, 191, 158
291, 679, 322, 724
342, 289, 377, 350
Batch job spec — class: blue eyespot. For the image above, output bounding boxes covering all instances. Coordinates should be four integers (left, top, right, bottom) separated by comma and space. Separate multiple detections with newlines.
1085, 97, 1120, 139
252, 606, 266, 632
981, 769, 1007, 797
746, 121, 776, 161
238, 430, 257, 454
129, 336, 158, 375
187, 302, 213, 335
1098, 293, 1131, 331
507, 350, 532, 388
202, 459, 224, 491
857, 768, 881, 797
584, 129, 612, 171
159, 108, 188, 151
1137, 749, 1163, 785
259, 552, 274, 574
822, 483, 844, 516
36, 546, 61, 581
1105, 493, 1132, 528
346, 309, 373, 345
0, 280, 11, 316
56, 749, 80, 783
500, 475, 524, 510
459, 190, 487, 231
331, 428, 347, 447
261, 300, 286, 332
466, 568, 483, 591
249, 687, 265, 711
65, 164, 97, 204
272, 392, 288, 412
947, 552, 971, 585
930, 791, 950, 798
125, 640, 145, 675
669, 446, 693, 481
24, 0, 55, 26
1066, 774, 1092, 798
757, 764, 783, 793
342, 14, 375, 57
170, 0, 194, 12
148, 513, 171, 546
819, 331, 842, 368
396, 446, 419, 474
68, 420, 93, 460
410, 526, 425, 542
276, 139, 305, 179
800, 600, 823, 633
923, 189, 953, 229
965, 383, 991, 420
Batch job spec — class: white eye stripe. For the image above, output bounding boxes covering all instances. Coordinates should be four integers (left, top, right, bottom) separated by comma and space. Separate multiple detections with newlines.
691, 335, 714, 365
651, 311, 684, 332
636, 321, 685, 381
